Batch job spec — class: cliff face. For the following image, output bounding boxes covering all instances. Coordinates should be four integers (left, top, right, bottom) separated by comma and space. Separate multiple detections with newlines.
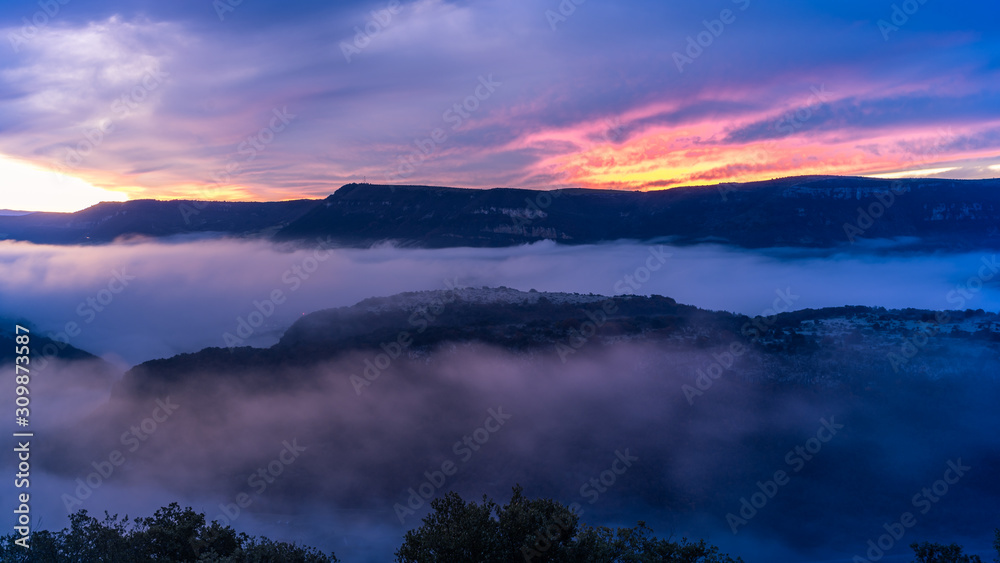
276, 177, 1000, 250
4, 176, 999, 249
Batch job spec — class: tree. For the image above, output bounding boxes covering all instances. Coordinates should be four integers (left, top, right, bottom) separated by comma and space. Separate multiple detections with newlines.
395, 491, 507, 562
911, 541, 983, 563
0, 503, 336, 562
396, 485, 742, 563
133, 503, 212, 560
573, 523, 742, 563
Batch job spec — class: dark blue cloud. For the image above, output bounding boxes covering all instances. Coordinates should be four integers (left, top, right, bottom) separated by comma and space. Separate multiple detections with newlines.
724, 91, 1000, 144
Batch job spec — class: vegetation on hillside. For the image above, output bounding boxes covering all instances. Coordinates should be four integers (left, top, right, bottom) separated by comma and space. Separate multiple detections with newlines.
2, 492, 997, 562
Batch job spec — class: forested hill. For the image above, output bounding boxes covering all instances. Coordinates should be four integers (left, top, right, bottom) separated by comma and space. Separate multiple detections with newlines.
2, 175, 999, 250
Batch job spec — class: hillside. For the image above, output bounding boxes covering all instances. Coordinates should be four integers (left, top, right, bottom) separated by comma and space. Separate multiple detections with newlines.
2, 175, 999, 250
275, 177, 1000, 250
0, 199, 317, 244
117, 287, 1000, 397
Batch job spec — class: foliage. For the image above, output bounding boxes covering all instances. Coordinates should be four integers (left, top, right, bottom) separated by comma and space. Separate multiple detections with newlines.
0, 503, 336, 563
910, 541, 985, 563
396, 485, 742, 563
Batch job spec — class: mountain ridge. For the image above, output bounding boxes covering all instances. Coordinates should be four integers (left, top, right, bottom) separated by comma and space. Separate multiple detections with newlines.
116, 286, 1000, 398
2, 175, 998, 250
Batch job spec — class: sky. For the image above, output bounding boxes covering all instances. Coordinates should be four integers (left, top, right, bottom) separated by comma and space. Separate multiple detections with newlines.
0, 0, 999, 212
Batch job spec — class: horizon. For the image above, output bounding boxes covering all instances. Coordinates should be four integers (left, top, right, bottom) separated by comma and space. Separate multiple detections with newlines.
12, 173, 1000, 214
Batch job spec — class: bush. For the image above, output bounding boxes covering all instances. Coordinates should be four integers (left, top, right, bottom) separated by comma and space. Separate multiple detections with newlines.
0, 503, 336, 563
396, 485, 742, 563
910, 540, 988, 563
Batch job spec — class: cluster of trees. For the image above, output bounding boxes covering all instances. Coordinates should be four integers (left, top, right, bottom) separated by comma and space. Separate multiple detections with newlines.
910, 532, 1000, 563
0, 503, 335, 562
2, 490, 998, 562
396, 486, 740, 563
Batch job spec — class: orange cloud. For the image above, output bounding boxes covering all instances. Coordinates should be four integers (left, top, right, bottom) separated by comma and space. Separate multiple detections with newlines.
530, 110, 1000, 191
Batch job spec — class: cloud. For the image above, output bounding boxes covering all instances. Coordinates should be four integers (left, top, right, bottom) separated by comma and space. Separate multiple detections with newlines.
1, 1, 999, 205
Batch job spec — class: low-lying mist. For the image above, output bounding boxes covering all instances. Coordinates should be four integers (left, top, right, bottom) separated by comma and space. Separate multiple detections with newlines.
0, 237, 996, 366
3, 336, 998, 562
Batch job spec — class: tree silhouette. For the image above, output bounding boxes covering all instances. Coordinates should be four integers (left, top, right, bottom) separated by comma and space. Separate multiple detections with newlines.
0, 503, 336, 562
396, 485, 742, 563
